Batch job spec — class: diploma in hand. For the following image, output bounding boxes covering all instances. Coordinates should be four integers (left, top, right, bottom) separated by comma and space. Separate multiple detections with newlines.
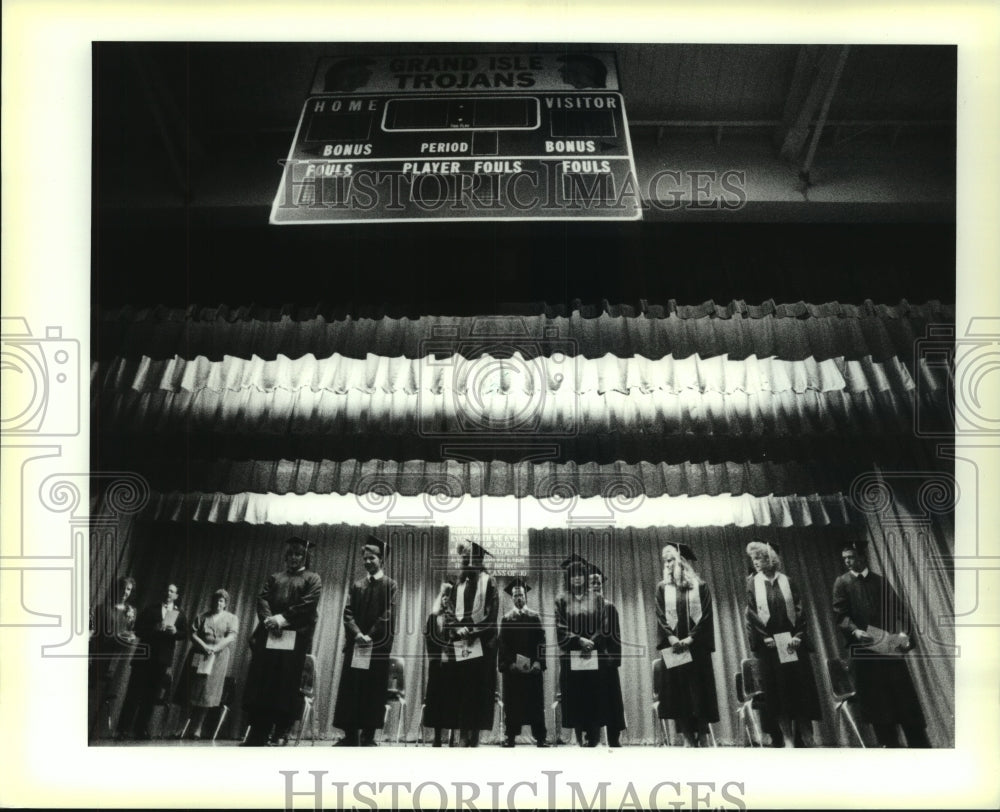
515, 654, 531, 673
773, 632, 799, 663
194, 652, 215, 675
659, 647, 693, 669
570, 650, 599, 671
351, 642, 372, 670
265, 629, 296, 650
864, 625, 906, 656
455, 638, 483, 661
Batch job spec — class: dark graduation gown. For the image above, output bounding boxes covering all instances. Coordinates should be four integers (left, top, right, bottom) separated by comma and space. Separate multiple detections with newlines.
654, 580, 719, 723
449, 571, 499, 731
333, 573, 398, 731
745, 573, 822, 726
244, 567, 322, 719
497, 607, 547, 730
555, 594, 627, 732
422, 611, 459, 729
832, 569, 926, 728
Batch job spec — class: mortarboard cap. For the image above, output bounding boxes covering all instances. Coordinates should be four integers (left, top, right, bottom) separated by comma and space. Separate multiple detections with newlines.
504, 577, 531, 595
458, 540, 492, 561
362, 534, 387, 558
560, 553, 591, 571
663, 542, 697, 562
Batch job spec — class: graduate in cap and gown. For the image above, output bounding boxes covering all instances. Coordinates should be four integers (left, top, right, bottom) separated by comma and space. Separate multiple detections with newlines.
555, 554, 627, 747
333, 534, 399, 746
497, 577, 548, 747
448, 540, 499, 747
243, 536, 322, 746
654, 542, 719, 747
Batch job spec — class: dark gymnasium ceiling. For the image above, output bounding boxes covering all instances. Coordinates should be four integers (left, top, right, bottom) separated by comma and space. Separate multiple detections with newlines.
92, 43, 956, 310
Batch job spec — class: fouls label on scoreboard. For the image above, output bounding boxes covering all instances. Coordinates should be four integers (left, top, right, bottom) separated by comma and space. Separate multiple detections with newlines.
270, 52, 641, 223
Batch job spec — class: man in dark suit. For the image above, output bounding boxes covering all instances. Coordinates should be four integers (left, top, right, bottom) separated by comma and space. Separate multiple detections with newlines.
497, 577, 548, 748
333, 535, 398, 746
832, 542, 931, 747
117, 582, 188, 739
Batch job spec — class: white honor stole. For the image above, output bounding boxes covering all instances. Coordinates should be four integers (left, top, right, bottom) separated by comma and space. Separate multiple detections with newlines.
754, 571, 796, 626
662, 581, 703, 634
456, 571, 491, 625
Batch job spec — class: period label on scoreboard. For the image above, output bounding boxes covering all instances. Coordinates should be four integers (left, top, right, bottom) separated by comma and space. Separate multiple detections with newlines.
270, 52, 641, 223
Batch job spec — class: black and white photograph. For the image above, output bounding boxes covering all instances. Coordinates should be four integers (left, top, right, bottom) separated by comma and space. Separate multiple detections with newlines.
2, 3, 999, 810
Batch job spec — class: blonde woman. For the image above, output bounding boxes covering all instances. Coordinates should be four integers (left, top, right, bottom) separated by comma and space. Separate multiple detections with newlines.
745, 541, 820, 747
654, 543, 718, 747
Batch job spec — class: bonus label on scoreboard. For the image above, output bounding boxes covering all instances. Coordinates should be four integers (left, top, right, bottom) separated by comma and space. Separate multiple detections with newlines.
270, 52, 642, 224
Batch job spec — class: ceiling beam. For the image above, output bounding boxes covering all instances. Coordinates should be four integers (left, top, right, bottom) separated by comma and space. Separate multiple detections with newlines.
776, 45, 844, 162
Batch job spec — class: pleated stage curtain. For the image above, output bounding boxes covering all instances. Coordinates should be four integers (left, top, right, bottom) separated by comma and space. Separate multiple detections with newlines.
96, 300, 954, 362
118, 457, 870, 498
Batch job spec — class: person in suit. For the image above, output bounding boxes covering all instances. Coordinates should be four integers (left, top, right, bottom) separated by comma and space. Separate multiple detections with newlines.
832, 542, 930, 747
448, 540, 499, 747
242, 536, 322, 747
654, 543, 719, 747
333, 535, 398, 747
744, 541, 821, 747
555, 554, 626, 747
422, 581, 459, 747
497, 577, 548, 748
117, 582, 188, 740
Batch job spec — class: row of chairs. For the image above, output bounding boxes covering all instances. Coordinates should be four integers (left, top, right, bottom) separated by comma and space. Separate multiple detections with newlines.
174, 654, 867, 746
730, 657, 865, 747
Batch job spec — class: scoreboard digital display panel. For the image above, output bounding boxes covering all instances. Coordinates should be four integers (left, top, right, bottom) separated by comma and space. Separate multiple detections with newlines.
270, 52, 641, 223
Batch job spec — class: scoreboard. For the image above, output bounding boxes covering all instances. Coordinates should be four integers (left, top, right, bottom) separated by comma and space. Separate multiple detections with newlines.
270, 52, 641, 223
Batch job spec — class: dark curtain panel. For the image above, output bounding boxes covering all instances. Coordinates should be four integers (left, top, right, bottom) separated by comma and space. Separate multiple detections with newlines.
856, 466, 956, 746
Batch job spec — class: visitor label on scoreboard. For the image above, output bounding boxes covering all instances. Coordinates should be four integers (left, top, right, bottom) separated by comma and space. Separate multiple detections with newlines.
270, 52, 641, 223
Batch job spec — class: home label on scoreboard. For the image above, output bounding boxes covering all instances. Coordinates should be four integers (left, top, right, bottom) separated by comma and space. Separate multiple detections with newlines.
270, 52, 641, 223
